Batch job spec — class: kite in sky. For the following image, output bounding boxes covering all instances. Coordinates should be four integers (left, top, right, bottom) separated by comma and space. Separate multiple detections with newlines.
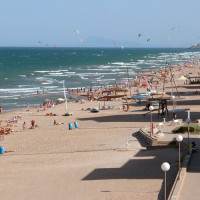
75, 30, 80, 35
147, 36, 151, 42
171, 26, 177, 30
167, 37, 171, 41
171, 26, 179, 32
138, 34, 142, 38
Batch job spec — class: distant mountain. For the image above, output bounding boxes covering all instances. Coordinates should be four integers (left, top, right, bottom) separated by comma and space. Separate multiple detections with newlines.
190, 43, 200, 49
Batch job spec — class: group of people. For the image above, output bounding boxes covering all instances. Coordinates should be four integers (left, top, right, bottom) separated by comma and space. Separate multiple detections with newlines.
43, 99, 55, 108
0, 116, 21, 135
0, 126, 13, 135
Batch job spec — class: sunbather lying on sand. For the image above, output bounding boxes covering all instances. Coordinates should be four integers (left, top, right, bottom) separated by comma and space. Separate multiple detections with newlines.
46, 112, 57, 116
53, 120, 64, 126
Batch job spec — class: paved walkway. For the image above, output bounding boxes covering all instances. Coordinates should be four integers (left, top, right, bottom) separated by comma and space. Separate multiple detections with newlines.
146, 121, 200, 200
179, 138, 200, 200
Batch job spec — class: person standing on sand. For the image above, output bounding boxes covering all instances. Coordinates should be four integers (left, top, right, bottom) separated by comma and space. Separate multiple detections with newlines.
31, 120, 35, 129
0, 106, 2, 114
22, 122, 26, 131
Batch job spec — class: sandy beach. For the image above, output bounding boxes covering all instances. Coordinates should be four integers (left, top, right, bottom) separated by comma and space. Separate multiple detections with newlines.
0, 62, 200, 200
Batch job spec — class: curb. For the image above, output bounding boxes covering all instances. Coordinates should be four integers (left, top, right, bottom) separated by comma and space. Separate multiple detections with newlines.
168, 151, 192, 200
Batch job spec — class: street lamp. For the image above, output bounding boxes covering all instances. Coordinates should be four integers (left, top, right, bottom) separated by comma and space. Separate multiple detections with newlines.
171, 95, 176, 120
176, 134, 183, 179
161, 162, 170, 200
149, 106, 154, 137
186, 111, 191, 148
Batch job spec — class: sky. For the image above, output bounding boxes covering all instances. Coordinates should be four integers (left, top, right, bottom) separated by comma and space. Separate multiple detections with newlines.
0, 0, 200, 48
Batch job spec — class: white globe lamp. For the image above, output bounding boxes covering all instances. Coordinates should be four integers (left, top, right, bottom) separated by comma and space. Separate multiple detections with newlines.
161, 162, 170, 200
149, 106, 154, 111
161, 162, 170, 172
176, 134, 183, 142
171, 95, 175, 100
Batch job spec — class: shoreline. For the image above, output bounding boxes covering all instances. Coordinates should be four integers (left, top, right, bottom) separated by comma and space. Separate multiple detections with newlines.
0, 57, 200, 199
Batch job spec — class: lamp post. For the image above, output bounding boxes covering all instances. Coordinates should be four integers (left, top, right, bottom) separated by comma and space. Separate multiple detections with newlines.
171, 95, 176, 120
161, 162, 170, 200
186, 111, 191, 148
176, 135, 183, 179
149, 106, 154, 137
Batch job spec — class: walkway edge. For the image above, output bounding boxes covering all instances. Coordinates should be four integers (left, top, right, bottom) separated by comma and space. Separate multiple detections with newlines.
168, 151, 192, 200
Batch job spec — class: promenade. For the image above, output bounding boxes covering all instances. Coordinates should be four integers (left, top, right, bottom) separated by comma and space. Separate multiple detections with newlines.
179, 139, 200, 200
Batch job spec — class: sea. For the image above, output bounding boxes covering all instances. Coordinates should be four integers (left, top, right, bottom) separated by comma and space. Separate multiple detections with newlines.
0, 47, 200, 112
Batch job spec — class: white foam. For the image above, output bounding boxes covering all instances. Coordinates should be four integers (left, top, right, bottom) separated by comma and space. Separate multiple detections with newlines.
102, 79, 116, 81
1, 102, 17, 105
80, 77, 88, 79
35, 71, 50, 73
92, 54, 103, 57
41, 82, 51, 85
48, 73, 64, 75
0, 87, 40, 93
99, 65, 111, 69
111, 62, 125, 65
100, 72, 119, 75
35, 70, 68, 73
43, 86, 58, 89
47, 91, 60, 94
18, 85, 30, 87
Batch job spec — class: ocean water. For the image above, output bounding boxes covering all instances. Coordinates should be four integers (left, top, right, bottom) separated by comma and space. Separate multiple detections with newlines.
0, 47, 200, 111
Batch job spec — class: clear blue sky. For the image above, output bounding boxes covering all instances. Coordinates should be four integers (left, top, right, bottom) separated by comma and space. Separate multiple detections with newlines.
0, 0, 200, 47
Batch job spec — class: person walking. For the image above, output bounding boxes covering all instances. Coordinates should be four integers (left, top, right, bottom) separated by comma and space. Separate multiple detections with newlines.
22, 122, 26, 131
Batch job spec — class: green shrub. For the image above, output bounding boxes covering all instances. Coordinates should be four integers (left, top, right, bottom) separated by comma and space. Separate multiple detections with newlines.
172, 123, 200, 134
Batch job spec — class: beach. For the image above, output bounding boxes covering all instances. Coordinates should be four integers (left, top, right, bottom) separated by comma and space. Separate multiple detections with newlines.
1, 53, 200, 199
0, 99, 178, 200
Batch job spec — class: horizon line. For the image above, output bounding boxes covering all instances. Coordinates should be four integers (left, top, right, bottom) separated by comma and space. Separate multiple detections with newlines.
0, 46, 189, 49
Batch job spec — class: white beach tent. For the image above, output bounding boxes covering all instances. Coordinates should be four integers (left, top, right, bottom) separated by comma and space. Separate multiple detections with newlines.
177, 76, 187, 81
57, 98, 65, 102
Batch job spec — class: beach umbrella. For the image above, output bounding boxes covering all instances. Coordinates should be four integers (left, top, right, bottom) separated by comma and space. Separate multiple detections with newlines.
102, 87, 128, 95
142, 83, 147, 86
177, 76, 187, 81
